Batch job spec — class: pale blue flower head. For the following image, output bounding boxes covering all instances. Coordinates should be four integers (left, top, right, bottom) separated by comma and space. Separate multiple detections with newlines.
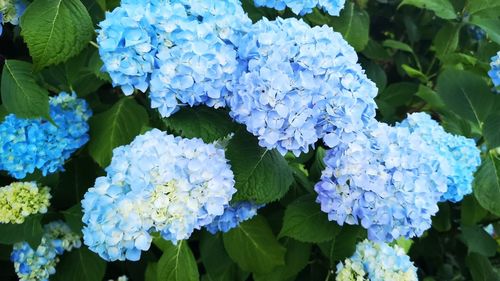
82, 129, 236, 261
228, 17, 377, 155
149, 0, 252, 117
315, 121, 447, 242
0, 92, 91, 179
205, 201, 263, 234
336, 240, 418, 281
253, 0, 345, 16
398, 113, 481, 203
488, 51, 500, 92
11, 221, 81, 281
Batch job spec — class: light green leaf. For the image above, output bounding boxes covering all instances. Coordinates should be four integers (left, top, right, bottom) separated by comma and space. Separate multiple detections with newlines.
53, 247, 106, 281
466, 0, 500, 15
88, 98, 149, 167
460, 225, 497, 257
223, 216, 286, 273
399, 0, 457, 19
434, 23, 461, 58
383, 39, 414, 53
436, 69, 496, 127
1, 60, 50, 120
474, 153, 500, 216
329, 2, 370, 51
226, 131, 293, 204
163, 107, 237, 143
20, 0, 94, 69
157, 241, 199, 281
401, 64, 428, 82
470, 17, 500, 45
0, 215, 43, 248
279, 195, 340, 243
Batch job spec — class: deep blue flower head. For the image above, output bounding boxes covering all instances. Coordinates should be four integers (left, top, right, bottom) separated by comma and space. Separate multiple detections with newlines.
253, 0, 345, 16
336, 240, 418, 281
228, 17, 377, 155
398, 113, 481, 202
149, 0, 252, 117
489, 51, 500, 92
0, 92, 91, 179
82, 129, 236, 261
11, 221, 81, 281
315, 121, 447, 242
205, 201, 263, 234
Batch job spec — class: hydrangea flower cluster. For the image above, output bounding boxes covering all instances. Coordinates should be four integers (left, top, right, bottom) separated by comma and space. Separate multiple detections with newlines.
489, 51, 500, 92
228, 17, 377, 155
0, 92, 92, 179
253, 0, 345, 16
82, 129, 236, 261
10, 221, 81, 281
0, 0, 26, 36
398, 113, 481, 202
205, 201, 263, 234
336, 240, 418, 281
98, 0, 252, 117
0, 182, 51, 224
315, 121, 448, 242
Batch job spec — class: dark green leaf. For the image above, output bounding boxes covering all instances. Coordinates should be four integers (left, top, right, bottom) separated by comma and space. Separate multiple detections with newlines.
461, 225, 497, 257
466, 0, 500, 15
88, 98, 149, 167
466, 253, 500, 281
329, 2, 370, 51
484, 113, 500, 149
20, 0, 94, 69
399, 0, 457, 19
416, 85, 445, 109
432, 203, 451, 232
474, 154, 500, 216
62, 204, 84, 235
279, 195, 340, 243
226, 131, 293, 204
470, 17, 500, 45
157, 241, 199, 281
319, 225, 364, 264
163, 107, 237, 143
145, 263, 158, 281
200, 232, 238, 280
53, 247, 106, 281
223, 216, 286, 273
461, 195, 488, 226
0, 216, 43, 248
1, 60, 50, 120
434, 23, 461, 58
309, 147, 326, 182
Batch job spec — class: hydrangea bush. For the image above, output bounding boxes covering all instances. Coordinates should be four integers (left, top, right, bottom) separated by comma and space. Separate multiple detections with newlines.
1, 0, 500, 280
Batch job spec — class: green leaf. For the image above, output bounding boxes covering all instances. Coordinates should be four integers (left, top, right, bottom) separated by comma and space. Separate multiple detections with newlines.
416, 85, 445, 109
470, 17, 500, 45
200, 232, 238, 280
145, 263, 158, 281
461, 195, 488, 226
226, 131, 293, 204
157, 241, 199, 281
329, 2, 370, 51
363, 60, 387, 91
432, 203, 451, 232
0, 215, 43, 248
436, 69, 496, 127
466, 0, 500, 15
62, 204, 84, 235
279, 195, 340, 243
319, 225, 364, 264
309, 147, 326, 182
20, 0, 94, 69
460, 225, 497, 257
53, 247, 106, 281
474, 154, 500, 216
88, 98, 149, 167
383, 39, 414, 53
253, 238, 311, 281
362, 39, 391, 61
1, 60, 50, 120
399, 0, 457, 19
0, 105, 7, 122
466, 253, 500, 281
484, 113, 500, 149
401, 64, 428, 82
163, 107, 237, 143
223, 216, 286, 273
434, 23, 461, 58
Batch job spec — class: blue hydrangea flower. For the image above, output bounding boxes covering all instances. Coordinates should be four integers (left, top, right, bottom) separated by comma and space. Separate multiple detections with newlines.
0, 92, 91, 179
336, 240, 418, 281
149, 0, 252, 117
228, 17, 377, 155
398, 113, 481, 203
489, 51, 500, 92
205, 201, 263, 234
0, 0, 26, 36
315, 121, 447, 242
11, 221, 81, 281
253, 0, 345, 16
82, 129, 236, 261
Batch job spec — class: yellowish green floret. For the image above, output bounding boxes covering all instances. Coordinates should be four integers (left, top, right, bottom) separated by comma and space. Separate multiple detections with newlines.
0, 182, 51, 224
